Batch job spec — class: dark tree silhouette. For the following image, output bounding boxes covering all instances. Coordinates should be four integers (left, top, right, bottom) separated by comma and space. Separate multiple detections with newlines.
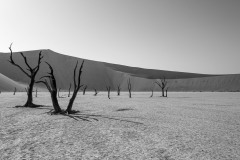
94, 88, 98, 96
68, 83, 71, 97
155, 77, 168, 97
13, 87, 16, 95
127, 78, 132, 98
117, 84, 121, 96
66, 60, 84, 114
106, 86, 111, 99
9, 44, 43, 107
83, 85, 87, 95
36, 62, 62, 113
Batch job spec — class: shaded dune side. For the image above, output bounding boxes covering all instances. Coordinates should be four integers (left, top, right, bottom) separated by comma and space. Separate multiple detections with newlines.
0, 50, 239, 92
0, 73, 27, 91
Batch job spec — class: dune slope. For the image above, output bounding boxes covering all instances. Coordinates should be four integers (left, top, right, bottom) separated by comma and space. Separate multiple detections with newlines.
0, 50, 239, 91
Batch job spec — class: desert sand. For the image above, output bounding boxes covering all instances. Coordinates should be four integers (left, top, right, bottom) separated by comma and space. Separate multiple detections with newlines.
0, 92, 240, 160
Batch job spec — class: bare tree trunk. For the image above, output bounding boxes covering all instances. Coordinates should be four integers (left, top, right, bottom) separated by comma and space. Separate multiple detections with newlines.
36, 62, 62, 113
51, 92, 62, 113
94, 88, 98, 96
162, 88, 164, 97
150, 89, 153, 98
83, 85, 87, 95
127, 78, 132, 98
106, 86, 110, 99
165, 87, 169, 97
117, 84, 121, 96
58, 88, 61, 98
66, 60, 84, 114
13, 87, 16, 95
68, 83, 71, 97
24, 79, 35, 106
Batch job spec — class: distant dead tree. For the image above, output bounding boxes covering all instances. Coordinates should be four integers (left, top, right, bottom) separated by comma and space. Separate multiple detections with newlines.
13, 87, 16, 95
58, 88, 61, 98
117, 84, 121, 96
68, 83, 71, 97
150, 88, 154, 98
106, 86, 111, 99
36, 62, 62, 113
9, 43, 43, 107
35, 88, 38, 97
83, 85, 87, 95
65, 60, 84, 114
149, 83, 155, 98
155, 77, 168, 97
127, 78, 132, 98
94, 88, 98, 96
165, 87, 169, 97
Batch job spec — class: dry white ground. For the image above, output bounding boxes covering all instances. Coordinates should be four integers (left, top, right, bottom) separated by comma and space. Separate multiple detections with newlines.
0, 92, 240, 160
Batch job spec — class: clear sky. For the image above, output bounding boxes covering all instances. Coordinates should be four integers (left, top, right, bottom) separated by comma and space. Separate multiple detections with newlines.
0, 0, 239, 74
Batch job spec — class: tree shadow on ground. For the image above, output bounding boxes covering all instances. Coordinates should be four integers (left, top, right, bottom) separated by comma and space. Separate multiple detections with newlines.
70, 112, 144, 124
116, 108, 134, 112
12, 104, 144, 124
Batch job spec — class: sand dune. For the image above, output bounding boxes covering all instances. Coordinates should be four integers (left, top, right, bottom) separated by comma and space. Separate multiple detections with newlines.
0, 50, 239, 92
0, 73, 26, 91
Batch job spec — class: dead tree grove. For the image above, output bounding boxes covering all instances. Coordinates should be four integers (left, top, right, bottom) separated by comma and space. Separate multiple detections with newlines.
127, 78, 132, 98
9, 44, 43, 107
155, 77, 168, 97
106, 86, 111, 99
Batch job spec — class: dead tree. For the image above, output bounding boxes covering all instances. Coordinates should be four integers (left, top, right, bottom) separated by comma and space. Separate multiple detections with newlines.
150, 88, 153, 98
127, 78, 132, 98
35, 88, 38, 97
13, 87, 16, 95
155, 77, 168, 97
117, 84, 121, 96
9, 43, 43, 107
165, 87, 169, 97
106, 86, 111, 99
94, 88, 98, 96
58, 88, 61, 98
66, 60, 84, 114
83, 85, 87, 95
68, 83, 71, 97
149, 83, 155, 98
36, 62, 62, 113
